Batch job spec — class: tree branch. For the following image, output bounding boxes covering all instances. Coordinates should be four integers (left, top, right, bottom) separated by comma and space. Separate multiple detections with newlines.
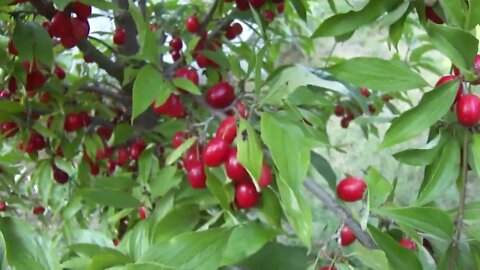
114, 0, 140, 56
200, 0, 220, 32
81, 85, 130, 105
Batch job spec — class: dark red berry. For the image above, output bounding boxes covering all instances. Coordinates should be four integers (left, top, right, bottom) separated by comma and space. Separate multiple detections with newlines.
340, 225, 356, 246
170, 37, 183, 51
215, 116, 237, 144
456, 94, 480, 127
235, 181, 259, 208
258, 163, 273, 188
53, 165, 69, 184
72, 1, 92, 20
336, 177, 366, 202
334, 105, 344, 117
33, 206, 45, 215
203, 138, 230, 167
186, 16, 200, 33
113, 28, 126, 45
435, 75, 463, 102
205, 82, 236, 109
0, 201, 7, 212
187, 162, 207, 189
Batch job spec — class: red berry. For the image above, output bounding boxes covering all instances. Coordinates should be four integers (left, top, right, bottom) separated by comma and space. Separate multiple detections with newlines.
50, 12, 72, 38
236, 0, 249, 10
171, 50, 181, 62
215, 116, 237, 144
149, 24, 159, 31
226, 148, 250, 182
8, 77, 17, 93
435, 75, 463, 101
152, 94, 185, 118
340, 225, 356, 246
186, 16, 200, 33
71, 18, 90, 40
250, 0, 265, 9
113, 28, 126, 45
64, 113, 83, 132
232, 23, 243, 36
473, 55, 480, 75
170, 37, 183, 51
187, 162, 207, 189
54, 65, 66, 80
172, 132, 187, 149
130, 139, 146, 160
235, 100, 249, 119
39, 92, 50, 104
183, 144, 202, 170
53, 165, 69, 184
89, 162, 100, 176
456, 94, 480, 127
175, 67, 199, 88
195, 53, 209, 68
26, 71, 46, 91
138, 206, 147, 219
72, 1, 92, 20
235, 181, 259, 208
453, 66, 461, 76
2, 122, 18, 138
33, 206, 45, 215
400, 238, 416, 250
0, 201, 7, 212
116, 147, 130, 166
334, 105, 344, 117
258, 163, 273, 188
96, 147, 112, 161
263, 10, 275, 22
0, 90, 10, 99
78, 111, 91, 127
83, 54, 93, 62
97, 127, 113, 140
360, 87, 370, 98
61, 35, 77, 49
336, 177, 366, 202
205, 82, 236, 109
8, 39, 18, 56
203, 138, 230, 167
107, 159, 116, 174
276, 3, 285, 13
340, 117, 350, 128
368, 104, 376, 114
425, 6, 443, 24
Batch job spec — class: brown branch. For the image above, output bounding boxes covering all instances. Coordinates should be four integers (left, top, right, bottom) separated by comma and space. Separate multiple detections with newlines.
81, 85, 130, 104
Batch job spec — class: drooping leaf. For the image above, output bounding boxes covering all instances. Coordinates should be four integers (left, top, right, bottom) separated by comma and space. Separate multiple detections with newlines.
237, 119, 263, 184
150, 204, 200, 244
310, 151, 337, 191
365, 167, 393, 209
393, 133, 446, 166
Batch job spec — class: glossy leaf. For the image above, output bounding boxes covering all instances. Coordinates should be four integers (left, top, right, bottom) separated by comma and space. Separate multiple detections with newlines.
79, 188, 141, 208
438, 0, 467, 27
151, 204, 199, 244
237, 119, 263, 184
393, 133, 446, 166
365, 167, 393, 209
310, 151, 337, 191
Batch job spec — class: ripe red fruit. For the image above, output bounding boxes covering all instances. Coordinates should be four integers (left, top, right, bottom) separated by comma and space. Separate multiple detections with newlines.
334, 105, 344, 117
64, 113, 83, 132
320, 266, 337, 270
235, 181, 259, 208
435, 75, 463, 101
26, 71, 46, 91
172, 132, 187, 149
183, 144, 202, 170
368, 104, 376, 114
33, 206, 45, 215
340, 225, 356, 246
236, 0, 249, 11
116, 147, 130, 166
8, 77, 17, 93
0, 201, 7, 212
25, 132, 45, 153
107, 159, 116, 174
89, 162, 100, 176
263, 10, 275, 22
336, 177, 366, 202
83, 54, 93, 62
250, 0, 265, 9
187, 162, 207, 189
425, 6, 443, 24
55, 65, 66, 80
171, 50, 181, 61
78, 111, 91, 127
2, 122, 18, 138
152, 94, 186, 118
456, 94, 480, 127
53, 165, 69, 184
50, 12, 72, 38
215, 116, 237, 144
170, 37, 183, 51
149, 23, 159, 31
186, 16, 200, 33
400, 238, 416, 250
72, 1, 92, 20
225, 25, 238, 40
96, 147, 112, 161
61, 35, 77, 49
473, 55, 480, 74
130, 139, 146, 160
97, 127, 113, 140
195, 53, 209, 68
39, 92, 50, 103
0, 89, 10, 99
175, 67, 200, 88
258, 163, 273, 188
206, 82, 236, 109
276, 2, 285, 13
232, 22, 243, 36
340, 117, 350, 128
226, 148, 249, 182
360, 87, 370, 98
203, 138, 230, 167
8, 39, 18, 56
138, 206, 147, 219
113, 28, 126, 45
71, 18, 90, 40
235, 100, 248, 118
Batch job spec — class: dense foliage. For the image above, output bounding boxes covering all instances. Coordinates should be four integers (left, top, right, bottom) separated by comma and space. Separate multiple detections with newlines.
0, 0, 479, 269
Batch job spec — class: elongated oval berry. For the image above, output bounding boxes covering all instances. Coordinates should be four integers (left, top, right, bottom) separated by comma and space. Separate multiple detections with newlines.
113, 28, 126, 45
235, 181, 259, 208
138, 206, 147, 219
71, 18, 90, 40
226, 148, 249, 182
258, 163, 273, 188
400, 238, 416, 250
0, 201, 7, 212
206, 82, 235, 109
340, 225, 356, 246
203, 138, 229, 167
116, 147, 129, 166
170, 37, 183, 51
33, 206, 45, 215
456, 94, 480, 127
215, 116, 237, 144
336, 176, 366, 202
53, 165, 69, 184
186, 16, 200, 33
187, 162, 207, 189
183, 144, 202, 170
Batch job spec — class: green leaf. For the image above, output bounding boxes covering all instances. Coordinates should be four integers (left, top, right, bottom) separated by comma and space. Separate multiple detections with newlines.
13, 22, 53, 65
221, 223, 277, 265
150, 166, 181, 197
112, 123, 134, 146
151, 204, 199, 244
140, 227, 232, 269
417, 140, 460, 205
0, 100, 24, 113
393, 133, 446, 166
438, 0, 467, 27
132, 65, 171, 121
255, 188, 282, 228
79, 188, 141, 208
470, 133, 480, 177
365, 167, 393, 209
374, 207, 453, 239
172, 78, 201, 95
351, 243, 390, 270
87, 249, 132, 270
32, 23, 54, 66
425, 23, 478, 72
165, 137, 197, 165
380, 81, 458, 148
206, 170, 234, 211
201, 50, 230, 70
137, 148, 157, 185
277, 177, 313, 248
368, 225, 422, 270
310, 151, 337, 191
94, 176, 138, 189
312, 0, 398, 38
0, 217, 60, 270
467, 0, 480, 30
119, 221, 150, 261
32, 160, 54, 204
291, 0, 307, 21
237, 119, 263, 185
325, 57, 429, 92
